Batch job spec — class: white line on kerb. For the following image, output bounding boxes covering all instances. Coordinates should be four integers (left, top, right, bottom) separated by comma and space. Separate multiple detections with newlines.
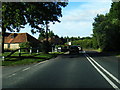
22, 67, 30, 71
84, 54, 119, 89
8, 73, 16, 78
86, 54, 120, 84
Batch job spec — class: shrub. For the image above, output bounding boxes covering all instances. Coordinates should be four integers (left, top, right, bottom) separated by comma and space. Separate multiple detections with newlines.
19, 42, 31, 52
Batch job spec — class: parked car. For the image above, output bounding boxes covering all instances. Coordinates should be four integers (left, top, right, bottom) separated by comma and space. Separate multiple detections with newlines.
69, 45, 79, 54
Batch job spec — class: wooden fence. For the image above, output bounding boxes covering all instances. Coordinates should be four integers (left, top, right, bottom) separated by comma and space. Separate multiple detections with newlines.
4, 47, 41, 58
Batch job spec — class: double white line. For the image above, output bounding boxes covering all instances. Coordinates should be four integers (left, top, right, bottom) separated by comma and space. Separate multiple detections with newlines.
84, 53, 120, 89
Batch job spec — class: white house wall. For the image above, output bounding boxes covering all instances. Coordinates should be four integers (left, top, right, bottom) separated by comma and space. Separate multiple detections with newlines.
4, 43, 19, 50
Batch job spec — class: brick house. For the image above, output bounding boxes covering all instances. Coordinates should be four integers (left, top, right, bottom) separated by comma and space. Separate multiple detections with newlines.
4, 33, 40, 50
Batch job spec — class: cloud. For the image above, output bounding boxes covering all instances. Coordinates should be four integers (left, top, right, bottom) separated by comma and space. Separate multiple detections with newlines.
50, 21, 93, 37
14, 1, 112, 38
49, 1, 112, 37
69, 0, 112, 2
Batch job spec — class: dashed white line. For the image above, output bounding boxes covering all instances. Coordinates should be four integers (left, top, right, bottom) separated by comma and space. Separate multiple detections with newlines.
8, 73, 16, 78
22, 67, 30, 71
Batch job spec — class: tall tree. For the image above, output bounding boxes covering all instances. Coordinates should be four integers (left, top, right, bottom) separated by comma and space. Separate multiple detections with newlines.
2, 2, 68, 53
92, 2, 120, 51
38, 30, 55, 40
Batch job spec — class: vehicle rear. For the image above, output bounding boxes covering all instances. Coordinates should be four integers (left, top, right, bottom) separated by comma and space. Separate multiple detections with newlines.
69, 46, 79, 54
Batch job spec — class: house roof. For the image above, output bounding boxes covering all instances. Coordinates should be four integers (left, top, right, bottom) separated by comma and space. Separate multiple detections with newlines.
4, 33, 40, 44
41, 36, 63, 44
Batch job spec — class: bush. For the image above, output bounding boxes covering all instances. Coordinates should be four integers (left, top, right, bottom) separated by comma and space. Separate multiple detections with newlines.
19, 42, 41, 53
41, 41, 52, 53
19, 42, 31, 48
72, 39, 93, 49
19, 42, 30, 52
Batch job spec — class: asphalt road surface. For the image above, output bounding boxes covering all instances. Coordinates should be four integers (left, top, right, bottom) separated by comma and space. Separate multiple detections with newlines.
2, 51, 120, 89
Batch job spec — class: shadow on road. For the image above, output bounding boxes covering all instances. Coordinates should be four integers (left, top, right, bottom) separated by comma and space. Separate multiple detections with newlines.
61, 52, 85, 58
62, 51, 120, 59
85, 51, 120, 58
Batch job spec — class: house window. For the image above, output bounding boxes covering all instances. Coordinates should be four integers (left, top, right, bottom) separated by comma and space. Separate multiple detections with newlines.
8, 44, 10, 48
11, 35, 14, 38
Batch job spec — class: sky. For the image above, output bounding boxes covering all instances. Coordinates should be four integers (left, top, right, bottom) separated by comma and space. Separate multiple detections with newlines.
6, 0, 112, 39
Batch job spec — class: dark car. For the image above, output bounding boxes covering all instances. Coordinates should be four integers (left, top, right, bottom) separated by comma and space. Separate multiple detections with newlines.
69, 46, 79, 54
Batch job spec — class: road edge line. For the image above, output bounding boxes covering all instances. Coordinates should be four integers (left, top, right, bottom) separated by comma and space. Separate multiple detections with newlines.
22, 67, 30, 71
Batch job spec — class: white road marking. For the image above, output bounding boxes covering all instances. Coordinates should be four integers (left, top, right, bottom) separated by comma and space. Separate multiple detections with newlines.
22, 67, 30, 71
34, 63, 40, 66
34, 62, 42, 66
86, 54, 120, 84
8, 73, 16, 78
34, 60, 51, 67
84, 54, 119, 89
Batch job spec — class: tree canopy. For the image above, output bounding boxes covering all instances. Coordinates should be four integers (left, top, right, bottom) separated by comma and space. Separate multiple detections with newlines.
92, 2, 120, 51
1, 2, 68, 53
2, 2, 68, 32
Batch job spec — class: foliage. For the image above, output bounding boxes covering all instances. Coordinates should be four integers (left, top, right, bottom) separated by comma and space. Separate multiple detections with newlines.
2, 2, 68, 53
2, 2, 68, 33
19, 42, 31, 48
19, 42, 31, 52
72, 38, 93, 49
92, 2, 120, 51
38, 30, 55, 40
19, 42, 41, 52
41, 41, 52, 53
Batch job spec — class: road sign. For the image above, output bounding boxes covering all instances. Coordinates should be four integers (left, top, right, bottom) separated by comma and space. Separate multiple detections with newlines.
68, 42, 71, 45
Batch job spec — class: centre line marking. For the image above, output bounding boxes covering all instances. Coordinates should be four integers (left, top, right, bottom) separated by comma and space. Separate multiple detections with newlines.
84, 54, 119, 89
22, 67, 30, 71
86, 54, 120, 84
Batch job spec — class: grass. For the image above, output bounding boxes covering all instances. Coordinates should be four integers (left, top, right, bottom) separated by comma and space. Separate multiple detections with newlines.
83, 48, 102, 52
2, 52, 58, 66
2, 58, 44, 66
49, 52, 64, 54
2, 52, 38, 57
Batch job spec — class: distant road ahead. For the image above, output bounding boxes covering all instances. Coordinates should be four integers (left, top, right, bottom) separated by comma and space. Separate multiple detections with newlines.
2, 51, 120, 89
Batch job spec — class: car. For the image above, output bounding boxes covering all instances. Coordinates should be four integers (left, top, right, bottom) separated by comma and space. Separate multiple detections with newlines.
69, 45, 79, 54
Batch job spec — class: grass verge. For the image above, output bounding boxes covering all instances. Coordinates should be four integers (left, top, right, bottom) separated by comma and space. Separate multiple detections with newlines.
2, 52, 57, 66
83, 48, 102, 52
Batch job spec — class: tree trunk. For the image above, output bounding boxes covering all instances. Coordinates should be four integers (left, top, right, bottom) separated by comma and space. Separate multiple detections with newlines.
45, 21, 49, 54
2, 24, 6, 53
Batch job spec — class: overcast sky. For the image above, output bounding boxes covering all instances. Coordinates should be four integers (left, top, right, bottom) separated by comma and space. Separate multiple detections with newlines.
6, 0, 112, 39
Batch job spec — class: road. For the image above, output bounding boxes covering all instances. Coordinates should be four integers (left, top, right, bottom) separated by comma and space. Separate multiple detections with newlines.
2, 51, 120, 89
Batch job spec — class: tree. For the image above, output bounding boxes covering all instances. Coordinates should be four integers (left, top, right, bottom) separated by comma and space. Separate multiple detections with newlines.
92, 2, 120, 51
48, 30, 55, 38
2, 2, 68, 53
92, 14, 111, 51
38, 30, 46, 40
38, 30, 55, 40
